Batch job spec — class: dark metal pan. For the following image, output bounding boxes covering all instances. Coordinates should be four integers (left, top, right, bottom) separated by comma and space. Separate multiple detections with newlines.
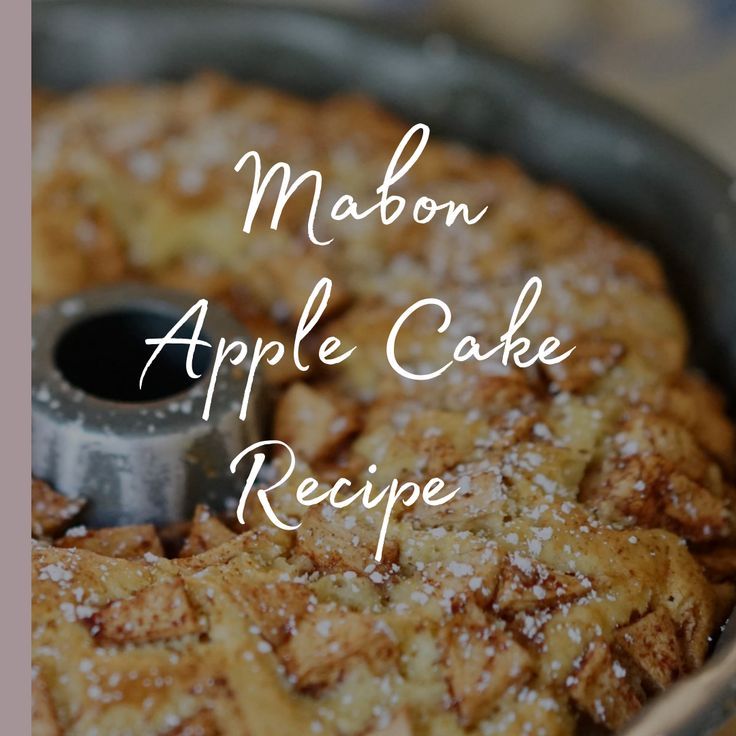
31, 2, 736, 734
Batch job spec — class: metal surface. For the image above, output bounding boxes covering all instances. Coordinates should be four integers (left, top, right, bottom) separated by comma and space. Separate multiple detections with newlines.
32, 2, 736, 733
32, 283, 262, 526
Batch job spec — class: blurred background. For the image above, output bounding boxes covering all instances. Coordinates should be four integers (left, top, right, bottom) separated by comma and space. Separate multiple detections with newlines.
286, 0, 736, 170
35, 0, 736, 167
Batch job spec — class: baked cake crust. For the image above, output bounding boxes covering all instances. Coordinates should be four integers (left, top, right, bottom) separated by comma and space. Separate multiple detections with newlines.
32, 74, 736, 736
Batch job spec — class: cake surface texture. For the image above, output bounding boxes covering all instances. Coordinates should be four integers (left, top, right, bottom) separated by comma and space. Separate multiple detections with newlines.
32, 74, 736, 736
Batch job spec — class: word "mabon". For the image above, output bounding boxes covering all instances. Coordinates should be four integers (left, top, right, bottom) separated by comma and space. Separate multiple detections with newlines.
235, 123, 488, 246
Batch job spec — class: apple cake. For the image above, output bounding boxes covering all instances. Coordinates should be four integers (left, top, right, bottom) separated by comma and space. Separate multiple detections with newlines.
32, 73, 736, 736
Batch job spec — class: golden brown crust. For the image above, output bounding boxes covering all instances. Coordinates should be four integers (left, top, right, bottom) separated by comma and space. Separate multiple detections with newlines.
31, 74, 736, 736
444, 616, 533, 727
84, 578, 206, 646
32, 479, 85, 539
32, 671, 60, 736
178, 506, 236, 558
55, 524, 164, 560
614, 608, 682, 692
569, 639, 643, 730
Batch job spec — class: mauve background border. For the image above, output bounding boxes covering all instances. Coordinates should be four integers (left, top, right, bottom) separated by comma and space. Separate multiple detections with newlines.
1, 0, 30, 730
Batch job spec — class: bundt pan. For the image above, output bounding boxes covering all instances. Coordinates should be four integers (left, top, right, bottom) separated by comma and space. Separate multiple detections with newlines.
32, 2, 736, 734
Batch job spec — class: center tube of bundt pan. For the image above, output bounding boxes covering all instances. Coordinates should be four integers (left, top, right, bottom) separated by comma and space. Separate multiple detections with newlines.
31, 283, 262, 527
